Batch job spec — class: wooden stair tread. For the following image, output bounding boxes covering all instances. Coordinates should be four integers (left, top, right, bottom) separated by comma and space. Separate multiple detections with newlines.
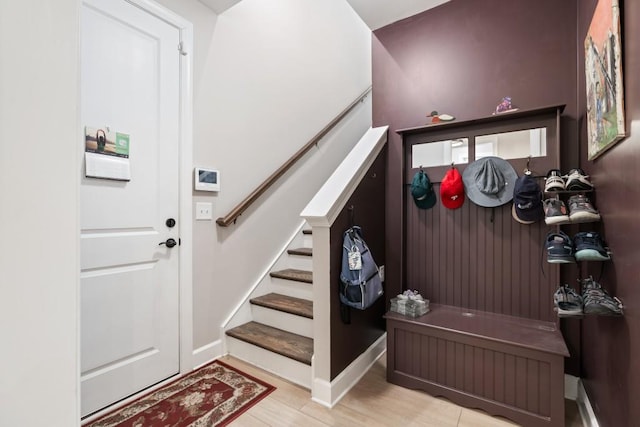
226, 321, 313, 365
270, 268, 312, 283
302, 229, 312, 235
251, 293, 313, 318
287, 247, 312, 257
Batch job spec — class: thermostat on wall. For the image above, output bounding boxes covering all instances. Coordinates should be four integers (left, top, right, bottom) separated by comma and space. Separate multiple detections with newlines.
194, 167, 220, 191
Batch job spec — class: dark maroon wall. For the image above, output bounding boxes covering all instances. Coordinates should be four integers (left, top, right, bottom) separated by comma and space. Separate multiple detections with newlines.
578, 1, 640, 426
373, 0, 580, 373
373, 0, 578, 303
330, 148, 386, 380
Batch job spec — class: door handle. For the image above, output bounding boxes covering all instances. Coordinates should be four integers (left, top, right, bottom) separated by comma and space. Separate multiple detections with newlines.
159, 238, 177, 248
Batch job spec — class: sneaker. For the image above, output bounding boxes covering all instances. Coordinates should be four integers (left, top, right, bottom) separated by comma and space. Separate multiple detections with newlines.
543, 198, 570, 225
545, 231, 575, 263
582, 277, 623, 316
565, 168, 594, 191
574, 232, 611, 261
544, 169, 565, 192
568, 194, 601, 223
553, 284, 583, 317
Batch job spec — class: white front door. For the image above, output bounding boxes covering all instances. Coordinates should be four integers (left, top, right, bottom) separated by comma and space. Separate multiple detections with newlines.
80, 0, 181, 417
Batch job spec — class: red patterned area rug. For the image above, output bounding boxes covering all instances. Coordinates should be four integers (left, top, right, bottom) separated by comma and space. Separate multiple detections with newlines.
84, 360, 275, 427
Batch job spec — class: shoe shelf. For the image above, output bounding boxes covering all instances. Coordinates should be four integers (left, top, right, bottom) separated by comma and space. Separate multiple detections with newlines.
555, 304, 624, 319
544, 169, 622, 318
544, 189, 594, 195
545, 217, 600, 226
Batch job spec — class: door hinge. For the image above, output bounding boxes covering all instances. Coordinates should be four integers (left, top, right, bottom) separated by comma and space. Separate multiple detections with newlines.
178, 42, 188, 56
179, 238, 181, 246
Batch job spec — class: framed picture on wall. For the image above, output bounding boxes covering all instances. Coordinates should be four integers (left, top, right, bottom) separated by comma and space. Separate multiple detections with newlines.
585, 0, 626, 160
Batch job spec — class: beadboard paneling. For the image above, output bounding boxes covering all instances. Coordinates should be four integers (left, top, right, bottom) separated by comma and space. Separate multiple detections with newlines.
405, 198, 559, 322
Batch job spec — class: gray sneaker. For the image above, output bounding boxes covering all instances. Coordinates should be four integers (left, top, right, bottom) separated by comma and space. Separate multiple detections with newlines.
544, 198, 570, 225
568, 194, 601, 223
553, 284, 583, 317
582, 277, 623, 316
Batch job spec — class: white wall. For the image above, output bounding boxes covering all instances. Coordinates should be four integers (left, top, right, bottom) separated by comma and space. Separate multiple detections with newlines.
0, 1, 80, 426
0, 0, 370, 422
156, 0, 372, 351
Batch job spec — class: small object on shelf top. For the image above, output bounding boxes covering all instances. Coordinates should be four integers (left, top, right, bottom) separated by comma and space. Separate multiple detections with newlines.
493, 96, 519, 115
427, 110, 455, 124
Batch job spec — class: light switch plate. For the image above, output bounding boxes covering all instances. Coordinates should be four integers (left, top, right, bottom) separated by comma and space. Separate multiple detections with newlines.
195, 202, 212, 220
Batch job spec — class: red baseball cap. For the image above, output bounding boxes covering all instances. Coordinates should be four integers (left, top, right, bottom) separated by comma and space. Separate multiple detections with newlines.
440, 167, 465, 209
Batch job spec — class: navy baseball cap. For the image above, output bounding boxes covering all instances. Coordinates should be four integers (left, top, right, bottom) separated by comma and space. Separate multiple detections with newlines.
511, 174, 544, 224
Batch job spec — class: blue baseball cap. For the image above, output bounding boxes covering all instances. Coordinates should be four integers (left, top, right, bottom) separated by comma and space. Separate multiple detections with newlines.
511, 174, 544, 224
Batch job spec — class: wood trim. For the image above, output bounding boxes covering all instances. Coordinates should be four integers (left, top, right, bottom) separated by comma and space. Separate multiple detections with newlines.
216, 86, 373, 227
396, 104, 566, 136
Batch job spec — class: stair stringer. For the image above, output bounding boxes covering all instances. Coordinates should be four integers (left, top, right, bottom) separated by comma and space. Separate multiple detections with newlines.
220, 220, 312, 351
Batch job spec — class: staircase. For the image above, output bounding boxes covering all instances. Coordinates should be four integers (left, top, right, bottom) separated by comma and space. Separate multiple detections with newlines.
225, 228, 315, 388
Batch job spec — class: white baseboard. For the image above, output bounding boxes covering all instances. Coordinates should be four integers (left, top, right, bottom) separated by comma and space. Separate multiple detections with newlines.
192, 340, 223, 369
565, 374, 579, 400
577, 379, 600, 427
311, 333, 386, 408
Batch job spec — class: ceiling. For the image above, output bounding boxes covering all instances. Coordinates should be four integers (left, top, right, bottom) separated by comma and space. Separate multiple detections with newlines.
198, 0, 450, 30
346, 0, 450, 30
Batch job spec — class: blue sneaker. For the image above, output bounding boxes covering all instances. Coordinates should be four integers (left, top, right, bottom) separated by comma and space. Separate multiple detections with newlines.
574, 232, 610, 261
546, 231, 575, 263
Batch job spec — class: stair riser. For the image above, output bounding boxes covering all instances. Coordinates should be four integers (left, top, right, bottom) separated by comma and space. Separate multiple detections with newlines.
251, 305, 313, 338
285, 255, 313, 271
268, 278, 313, 300
226, 336, 312, 389
303, 234, 313, 248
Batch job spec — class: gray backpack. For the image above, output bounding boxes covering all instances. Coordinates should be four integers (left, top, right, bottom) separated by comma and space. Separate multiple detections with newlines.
339, 226, 384, 311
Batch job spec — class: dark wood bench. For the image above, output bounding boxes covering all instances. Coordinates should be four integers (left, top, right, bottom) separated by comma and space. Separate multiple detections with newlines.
385, 304, 569, 427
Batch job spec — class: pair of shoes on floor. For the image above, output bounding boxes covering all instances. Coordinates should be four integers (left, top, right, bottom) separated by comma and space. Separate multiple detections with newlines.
543, 194, 601, 225
545, 231, 611, 263
544, 168, 594, 192
553, 278, 623, 317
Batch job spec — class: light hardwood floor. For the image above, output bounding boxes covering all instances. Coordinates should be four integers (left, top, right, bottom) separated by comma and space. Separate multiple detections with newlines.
222, 355, 584, 427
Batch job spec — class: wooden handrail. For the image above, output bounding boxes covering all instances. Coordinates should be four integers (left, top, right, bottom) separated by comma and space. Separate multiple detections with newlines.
216, 86, 373, 227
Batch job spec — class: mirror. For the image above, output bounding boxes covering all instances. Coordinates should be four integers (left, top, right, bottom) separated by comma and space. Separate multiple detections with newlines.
412, 138, 469, 168
475, 128, 547, 160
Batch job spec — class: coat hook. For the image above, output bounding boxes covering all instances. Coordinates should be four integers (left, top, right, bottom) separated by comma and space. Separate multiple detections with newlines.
525, 155, 532, 175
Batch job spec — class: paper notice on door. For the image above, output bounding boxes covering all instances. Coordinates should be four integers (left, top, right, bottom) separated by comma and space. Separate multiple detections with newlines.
84, 126, 131, 181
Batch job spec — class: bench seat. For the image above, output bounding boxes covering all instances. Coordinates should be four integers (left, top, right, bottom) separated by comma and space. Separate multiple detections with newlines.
385, 304, 569, 427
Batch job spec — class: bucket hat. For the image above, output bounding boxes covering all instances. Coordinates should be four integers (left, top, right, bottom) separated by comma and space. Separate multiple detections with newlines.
410, 170, 436, 209
462, 156, 517, 207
